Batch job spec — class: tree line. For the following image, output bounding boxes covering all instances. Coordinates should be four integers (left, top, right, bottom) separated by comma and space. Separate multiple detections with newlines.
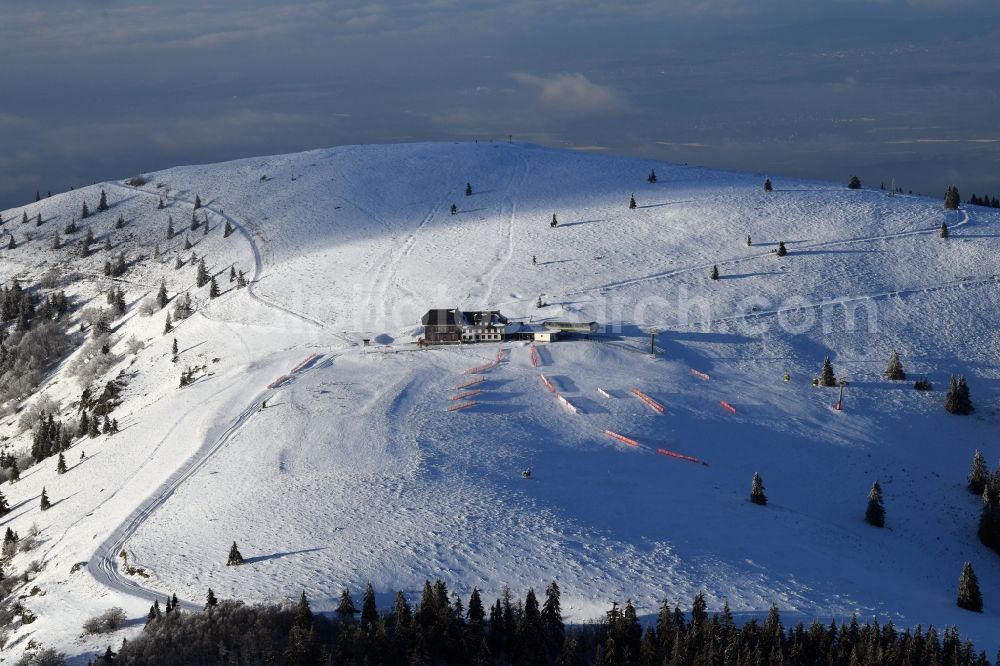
82, 582, 998, 666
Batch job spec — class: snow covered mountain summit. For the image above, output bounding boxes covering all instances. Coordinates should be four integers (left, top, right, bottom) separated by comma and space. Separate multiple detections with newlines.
1, 142, 999, 660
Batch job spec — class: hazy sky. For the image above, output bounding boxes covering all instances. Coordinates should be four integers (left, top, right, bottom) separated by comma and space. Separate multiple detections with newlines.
1, 0, 998, 210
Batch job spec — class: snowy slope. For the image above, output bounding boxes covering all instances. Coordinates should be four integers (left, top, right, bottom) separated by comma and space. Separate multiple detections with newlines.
1, 142, 1000, 662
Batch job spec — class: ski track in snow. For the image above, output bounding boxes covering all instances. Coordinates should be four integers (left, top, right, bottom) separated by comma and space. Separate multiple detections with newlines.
110, 182, 345, 341
86, 358, 327, 611
480, 154, 530, 307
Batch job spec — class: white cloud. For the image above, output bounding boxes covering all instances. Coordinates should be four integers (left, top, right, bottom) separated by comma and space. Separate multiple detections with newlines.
511, 72, 622, 116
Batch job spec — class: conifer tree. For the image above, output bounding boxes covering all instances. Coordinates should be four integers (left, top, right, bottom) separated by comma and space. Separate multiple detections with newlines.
52, 230, 61, 250
361, 582, 378, 625
294, 591, 313, 629
98, 189, 109, 211
166, 216, 174, 239
969, 450, 989, 495
224, 220, 234, 238
336, 588, 356, 622
82, 201, 90, 219
116, 214, 125, 229
194, 195, 202, 210
819, 357, 836, 387
710, 264, 719, 280
848, 175, 861, 190
0, 490, 9, 516
944, 185, 961, 210
56, 452, 66, 475
7, 235, 14, 250
6, 460, 16, 484
541, 580, 564, 642
158, 198, 164, 210
467, 587, 486, 628
209, 276, 220, 299
750, 472, 767, 505
203, 218, 209, 235
940, 221, 949, 238
40, 486, 51, 511
648, 169, 657, 183
229, 266, 236, 282
945, 375, 973, 414
764, 177, 773, 192
164, 312, 173, 334
21, 211, 28, 224
865, 481, 885, 527
884, 351, 906, 380
147, 601, 161, 624
957, 562, 983, 612
196, 258, 209, 288
629, 193, 637, 209
226, 541, 244, 566
36, 213, 42, 227
550, 213, 558, 227
205, 588, 218, 611
465, 183, 472, 196
172, 338, 179, 358
236, 270, 247, 288
776, 240, 787, 256
157, 280, 169, 309
184, 236, 193, 250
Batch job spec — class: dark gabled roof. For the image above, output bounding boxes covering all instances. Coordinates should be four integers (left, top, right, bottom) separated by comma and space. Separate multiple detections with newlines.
462, 310, 508, 327
421, 309, 461, 326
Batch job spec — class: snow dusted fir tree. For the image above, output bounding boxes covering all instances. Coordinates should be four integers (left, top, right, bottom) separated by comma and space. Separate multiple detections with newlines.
710, 265, 720, 280
647, 169, 657, 183
40, 486, 51, 511
940, 221, 949, 238
956, 562, 983, 612
205, 588, 218, 611
819, 357, 836, 387
763, 177, 773, 192
865, 481, 885, 527
776, 241, 787, 257
883, 351, 905, 380
98, 189, 109, 211
968, 450, 988, 495
226, 541, 244, 566
157, 280, 169, 309
750, 472, 767, 506
629, 193, 637, 209
196, 258, 209, 288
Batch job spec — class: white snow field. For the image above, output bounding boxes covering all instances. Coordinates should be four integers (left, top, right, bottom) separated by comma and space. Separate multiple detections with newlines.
2, 141, 1000, 662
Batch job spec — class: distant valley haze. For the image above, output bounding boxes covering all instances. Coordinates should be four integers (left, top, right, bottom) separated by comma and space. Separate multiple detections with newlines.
1, 0, 998, 211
